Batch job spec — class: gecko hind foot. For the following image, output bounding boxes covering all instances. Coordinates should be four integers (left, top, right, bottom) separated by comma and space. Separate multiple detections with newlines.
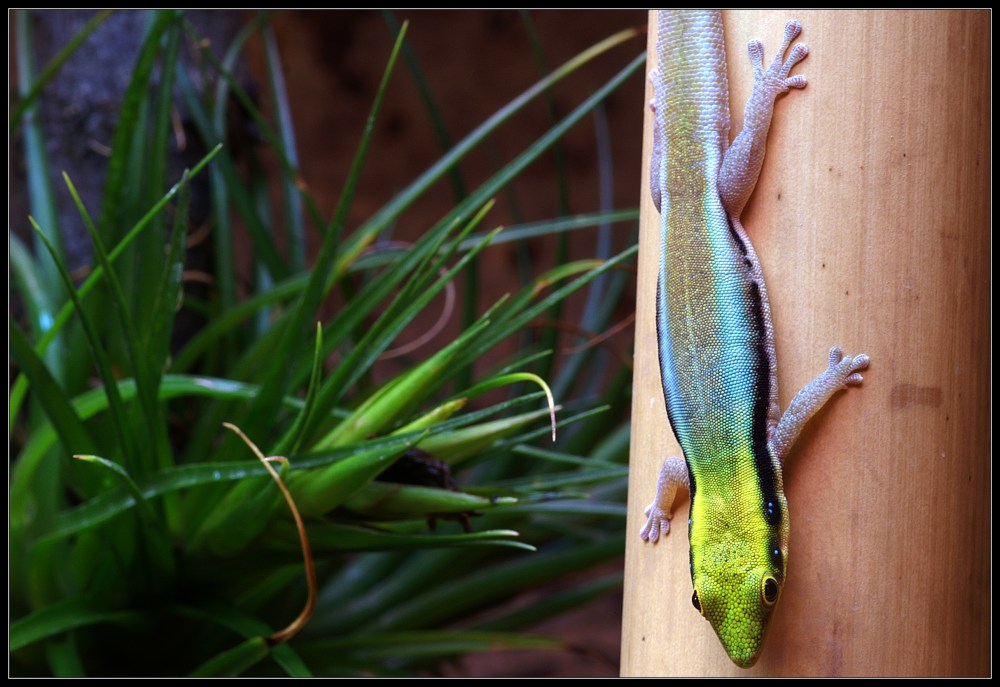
827, 345, 870, 387
749, 19, 809, 92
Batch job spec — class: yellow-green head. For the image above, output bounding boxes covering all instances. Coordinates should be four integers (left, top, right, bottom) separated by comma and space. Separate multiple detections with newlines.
692, 558, 783, 667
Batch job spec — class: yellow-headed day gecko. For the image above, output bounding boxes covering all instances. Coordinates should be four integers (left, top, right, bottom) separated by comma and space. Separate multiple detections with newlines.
641, 10, 869, 667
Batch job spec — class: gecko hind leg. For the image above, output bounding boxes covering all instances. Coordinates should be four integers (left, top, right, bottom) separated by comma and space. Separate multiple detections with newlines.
769, 346, 870, 463
719, 20, 810, 217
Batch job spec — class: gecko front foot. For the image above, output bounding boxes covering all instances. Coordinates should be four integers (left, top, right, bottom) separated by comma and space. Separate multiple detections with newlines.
639, 455, 688, 543
640, 502, 673, 543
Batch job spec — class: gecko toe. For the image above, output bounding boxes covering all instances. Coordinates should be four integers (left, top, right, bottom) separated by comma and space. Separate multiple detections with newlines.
783, 19, 803, 41
827, 346, 844, 365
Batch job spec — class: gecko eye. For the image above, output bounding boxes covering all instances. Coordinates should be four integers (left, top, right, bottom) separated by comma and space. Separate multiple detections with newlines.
761, 576, 780, 606
691, 590, 703, 613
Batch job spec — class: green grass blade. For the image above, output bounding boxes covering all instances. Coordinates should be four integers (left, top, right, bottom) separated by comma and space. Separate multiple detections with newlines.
10, 10, 113, 133
64, 172, 165, 477
275, 323, 325, 455
381, 11, 467, 202
286, 438, 417, 518
94, 10, 177, 247
72, 455, 150, 517
520, 10, 570, 216
190, 637, 270, 677
9, 319, 96, 545
551, 104, 629, 404
9, 320, 97, 460
9, 235, 60, 374
72, 453, 177, 586
15, 10, 63, 266
132, 17, 183, 328
377, 6, 482, 399
458, 372, 556, 438
458, 208, 638, 250
146, 170, 190, 376
14, 372, 322, 519
179, 14, 328, 235
172, 63, 239, 314
212, 129, 289, 283
209, 214, 446, 418
472, 571, 623, 632
173, 602, 313, 677
456, 405, 610, 484
15, 11, 67, 379
299, 630, 560, 669
262, 23, 306, 271
10, 597, 136, 653
415, 406, 555, 468
44, 635, 86, 677
211, 18, 289, 283
365, 539, 621, 632
486, 466, 628, 494
511, 444, 621, 469
272, 522, 531, 554
172, 209, 638, 372
340, 481, 517, 520
40, 459, 284, 545
30, 218, 138, 469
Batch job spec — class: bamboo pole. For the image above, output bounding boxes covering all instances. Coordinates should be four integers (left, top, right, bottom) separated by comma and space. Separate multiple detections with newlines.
622, 10, 989, 677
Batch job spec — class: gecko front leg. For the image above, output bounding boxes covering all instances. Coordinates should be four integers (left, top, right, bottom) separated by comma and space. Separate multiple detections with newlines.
639, 455, 689, 543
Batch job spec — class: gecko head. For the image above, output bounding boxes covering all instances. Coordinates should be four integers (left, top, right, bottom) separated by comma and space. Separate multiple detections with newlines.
691, 559, 784, 668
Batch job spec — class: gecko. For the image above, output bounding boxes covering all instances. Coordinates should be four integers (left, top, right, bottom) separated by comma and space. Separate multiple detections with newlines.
640, 10, 869, 668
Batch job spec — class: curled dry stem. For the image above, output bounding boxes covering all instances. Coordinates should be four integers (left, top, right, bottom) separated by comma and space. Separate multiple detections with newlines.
222, 422, 316, 646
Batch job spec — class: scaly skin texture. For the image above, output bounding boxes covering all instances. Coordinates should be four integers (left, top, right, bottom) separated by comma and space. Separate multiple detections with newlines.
640, 11, 870, 667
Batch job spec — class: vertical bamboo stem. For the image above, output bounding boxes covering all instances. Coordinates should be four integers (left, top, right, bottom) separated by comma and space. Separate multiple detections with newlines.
622, 10, 989, 677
